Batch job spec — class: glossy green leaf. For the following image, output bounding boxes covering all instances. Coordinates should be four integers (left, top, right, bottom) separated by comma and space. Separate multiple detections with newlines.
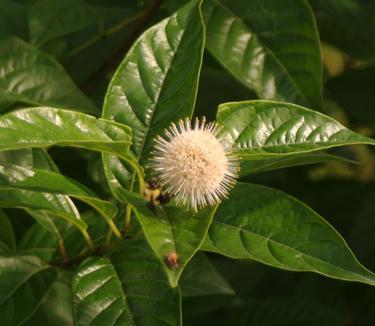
180, 252, 234, 297
0, 107, 131, 157
0, 36, 97, 113
41, 271, 73, 326
30, 148, 59, 171
72, 240, 181, 326
0, 148, 59, 175
102, 0, 205, 195
0, 189, 86, 230
0, 179, 74, 261
0, 149, 37, 170
0, 255, 57, 325
0, 210, 16, 253
18, 210, 108, 261
0, 151, 83, 235
72, 257, 134, 326
0, 164, 118, 228
117, 188, 216, 287
0, 148, 77, 255
0, 144, 132, 240
203, 0, 322, 108
203, 183, 375, 285
240, 152, 355, 176
217, 100, 375, 160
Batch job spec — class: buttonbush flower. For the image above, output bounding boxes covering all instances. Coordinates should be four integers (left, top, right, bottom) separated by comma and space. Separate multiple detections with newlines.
149, 117, 239, 211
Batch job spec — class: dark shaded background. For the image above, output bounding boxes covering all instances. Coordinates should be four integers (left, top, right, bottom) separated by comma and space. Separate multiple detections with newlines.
2, 0, 375, 325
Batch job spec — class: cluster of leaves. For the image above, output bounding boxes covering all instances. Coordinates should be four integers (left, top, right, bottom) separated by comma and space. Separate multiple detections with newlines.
1, 0, 375, 325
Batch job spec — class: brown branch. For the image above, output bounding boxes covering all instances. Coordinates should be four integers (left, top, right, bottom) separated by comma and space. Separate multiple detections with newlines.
82, 0, 165, 94
48, 246, 105, 269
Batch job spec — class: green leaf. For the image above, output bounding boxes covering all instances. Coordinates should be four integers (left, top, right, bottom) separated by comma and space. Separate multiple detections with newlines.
0, 123, 123, 236
310, 0, 375, 61
57, 210, 109, 257
102, 0, 205, 195
203, 182, 375, 286
72, 240, 181, 326
0, 188, 86, 230
0, 107, 131, 157
239, 152, 355, 177
29, 0, 132, 46
41, 271, 73, 326
72, 257, 134, 326
0, 36, 97, 113
237, 297, 344, 326
0, 148, 59, 174
10, 273, 70, 325
122, 193, 209, 283
31, 148, 59, 171
0, 149, 36, 169
0, 150, 85, 237
18, 210, 108, 261
21, 304, 50, 325
203, 0, 322, 108
0, 163, 118, 233
350, 190, 375, 269
0, 149, 78, 260
0, 107, 135, 236
0, 255, 57, 325
18, 222, 59, 261
217, 100, 375, 160
0, 148, 79, 256
117, 189, 216, 287
180, 252, 234, 297
0, 0, 28, 39
0, 209, 16, 253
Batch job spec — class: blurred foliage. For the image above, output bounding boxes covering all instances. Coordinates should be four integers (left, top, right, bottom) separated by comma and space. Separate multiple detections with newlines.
0, 0, 375, 325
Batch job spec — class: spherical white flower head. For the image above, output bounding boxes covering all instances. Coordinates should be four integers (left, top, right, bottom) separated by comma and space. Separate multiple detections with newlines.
150, 117, 238, 211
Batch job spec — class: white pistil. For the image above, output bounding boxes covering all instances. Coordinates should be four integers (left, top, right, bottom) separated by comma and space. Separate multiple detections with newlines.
149, 117, 239, 211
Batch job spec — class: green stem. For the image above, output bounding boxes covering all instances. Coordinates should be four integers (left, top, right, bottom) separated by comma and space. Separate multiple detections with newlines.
59, 239, 69, 261
124, 158, 145, 192
90, 203, 123, 239
69, 11, 145, 56
107, 219, 122, 238
81, 229, 95, 251
106, 11, 145, 35
125, 204, 132, 231
69, 34, 102, 56
105, 229, 113, 246
121, 157, 144, 231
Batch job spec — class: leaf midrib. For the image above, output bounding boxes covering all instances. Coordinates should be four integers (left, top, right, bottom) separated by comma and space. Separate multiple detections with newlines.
0, 258, 49, 305
213, 220, 375, 284
235, 140, 374, 155
134, 7, 199, 164
106, 259, 137, 326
